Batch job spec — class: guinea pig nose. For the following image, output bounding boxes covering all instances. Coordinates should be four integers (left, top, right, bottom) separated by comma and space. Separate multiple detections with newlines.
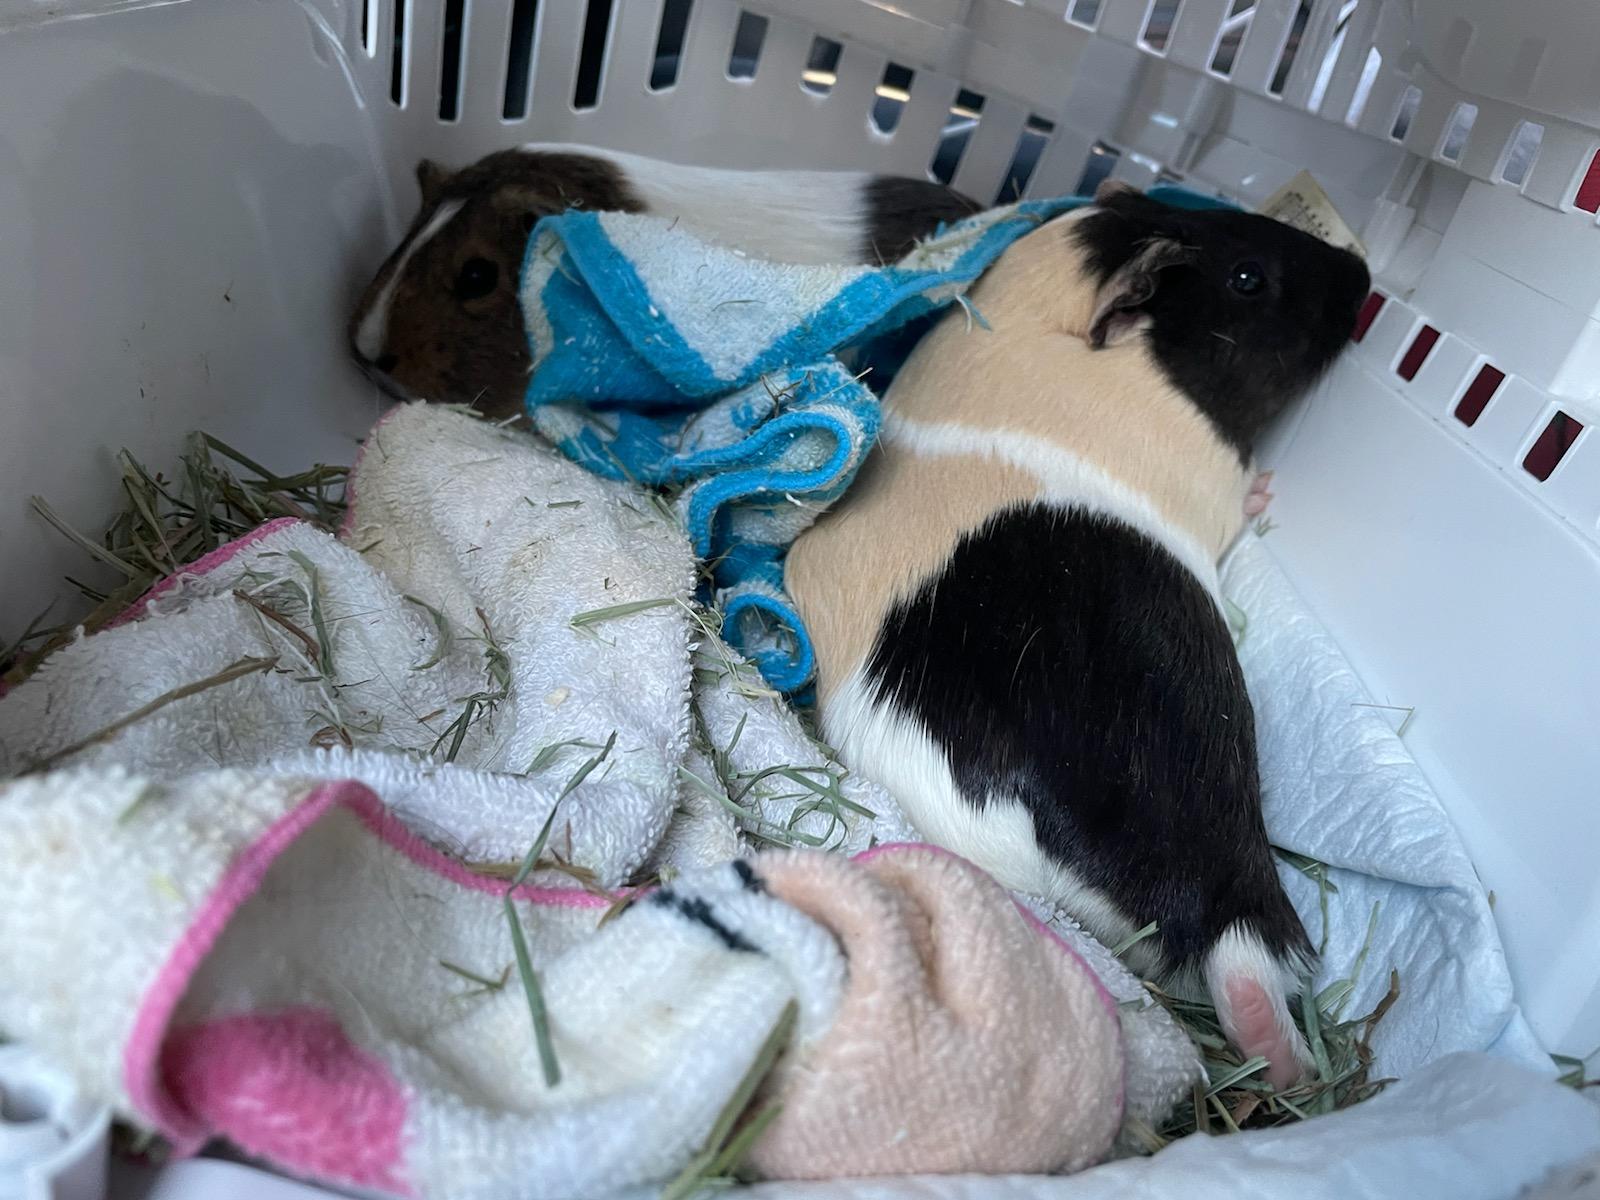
374, 353, 399, 373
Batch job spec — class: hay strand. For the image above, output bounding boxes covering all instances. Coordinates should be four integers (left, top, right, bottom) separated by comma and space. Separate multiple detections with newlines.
405, 595, 454, 671
500, 734, 619, 1090
232, 589, 322, 664
28, 655, 279, 772
661, 1001, 797, 1200
569, 598, 677, 629
505, 896, 561, 1088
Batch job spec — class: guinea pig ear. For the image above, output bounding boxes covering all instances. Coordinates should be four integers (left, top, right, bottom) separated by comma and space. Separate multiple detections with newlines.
416, 159, 451, 207
1088, 237, 1194, 349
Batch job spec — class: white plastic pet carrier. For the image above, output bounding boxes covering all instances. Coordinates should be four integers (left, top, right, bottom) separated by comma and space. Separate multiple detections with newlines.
2, 0, 1598, 1194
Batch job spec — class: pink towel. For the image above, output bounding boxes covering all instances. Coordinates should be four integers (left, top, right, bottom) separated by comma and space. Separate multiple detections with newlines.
748, 844, 1125, 1178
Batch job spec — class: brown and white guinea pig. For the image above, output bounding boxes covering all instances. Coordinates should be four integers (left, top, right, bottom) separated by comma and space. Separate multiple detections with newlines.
785, 180, 1370, 1087
348, 144, 978, 415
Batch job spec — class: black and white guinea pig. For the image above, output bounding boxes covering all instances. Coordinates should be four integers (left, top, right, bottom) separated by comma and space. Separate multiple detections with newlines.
348, 144, 978, 415
785, 180, 1370, 1087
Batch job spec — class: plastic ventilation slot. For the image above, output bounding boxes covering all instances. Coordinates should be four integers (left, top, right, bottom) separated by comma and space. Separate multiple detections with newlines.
502, 0, 538, 117
572, 0, 613, 110
1209, 0, 1255, 77
1343, 46, 1382, 126
1351, 291, 1385, 342
1454, 364, 1504, 427
437, 0, 465, 122
1140, 0, 1181, 53
871, 63, 914, 135
1268, 1, 1313, 95
360, 0, 375, 55
1397, 324, 1440, 380
1068, 0, 1103, 30
1524, 413, 1584, 481
800, 36, 842, 96
997, 115, 1056, 204
931, 89, 986, 186
1439, 103, 1477, 162
1307, 0, 1360, 113
1575, 150, 1600, 214
1075, 141, 1122, 195
649, 0, 692, 92
727, 11, 767, 81
1390, 84, 1421, 141
390, 0, 409, 105
1499, 121, 1544, 186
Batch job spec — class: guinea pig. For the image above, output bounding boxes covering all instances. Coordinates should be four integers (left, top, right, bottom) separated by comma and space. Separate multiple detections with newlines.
349, 144, 978, 416
785, 180, 1371, 1087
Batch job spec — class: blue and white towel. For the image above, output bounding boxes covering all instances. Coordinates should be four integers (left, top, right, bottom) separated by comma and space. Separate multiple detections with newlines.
518, 197, 1085, 691
516, 188, 1238, 690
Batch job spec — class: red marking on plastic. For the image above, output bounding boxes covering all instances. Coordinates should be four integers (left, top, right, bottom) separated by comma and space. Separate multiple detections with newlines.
1351, 292, 1385, 342
1575, 149, 1600, 213
1396, 325, 1440, 380
1454, 364, 1505, 427
1523, 412, 1584, 481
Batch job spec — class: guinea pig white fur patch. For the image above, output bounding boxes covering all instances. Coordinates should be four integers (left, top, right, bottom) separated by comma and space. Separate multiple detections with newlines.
819, 664, 1149, 961
881, 414, 1222, 602
520, 143, 876, 266
354, 198, 466, 364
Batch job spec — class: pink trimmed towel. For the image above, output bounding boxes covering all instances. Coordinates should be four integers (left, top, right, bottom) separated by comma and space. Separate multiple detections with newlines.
0, 765, 1195, 1198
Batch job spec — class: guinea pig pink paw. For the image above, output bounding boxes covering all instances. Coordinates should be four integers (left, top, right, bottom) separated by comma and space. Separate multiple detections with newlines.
1243, 470, 1275, 517
1223, 976, 1307, 1090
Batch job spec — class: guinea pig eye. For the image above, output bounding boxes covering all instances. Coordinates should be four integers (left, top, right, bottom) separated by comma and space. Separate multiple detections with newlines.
1228, 260, 1267, 297
454, 257, 499, 301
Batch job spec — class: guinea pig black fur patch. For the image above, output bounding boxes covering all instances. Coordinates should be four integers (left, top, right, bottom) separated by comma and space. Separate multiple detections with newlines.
1073, 192, 1370, 460
864, 502, 1314, 976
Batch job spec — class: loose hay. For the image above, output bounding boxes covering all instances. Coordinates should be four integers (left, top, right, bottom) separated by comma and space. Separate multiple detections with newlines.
1145, 970, 1400, 1144
8, 429, 1429, 1171
4, 433, 347, 686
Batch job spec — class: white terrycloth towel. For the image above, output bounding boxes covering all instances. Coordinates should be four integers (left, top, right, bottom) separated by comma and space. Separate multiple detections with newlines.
0, 403, 910, 877
0, 766, 834, 1199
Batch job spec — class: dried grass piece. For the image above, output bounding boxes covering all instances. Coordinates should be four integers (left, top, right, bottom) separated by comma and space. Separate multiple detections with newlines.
7, 433, 348, 688
27, 655, 279, 773
232, 589, 322, 664
661, 1001, 797, 1200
